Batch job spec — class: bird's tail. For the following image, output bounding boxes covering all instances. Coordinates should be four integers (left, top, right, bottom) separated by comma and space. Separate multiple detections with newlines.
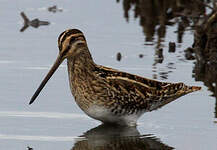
148, 83, 201, 111
183, 84, 201, 94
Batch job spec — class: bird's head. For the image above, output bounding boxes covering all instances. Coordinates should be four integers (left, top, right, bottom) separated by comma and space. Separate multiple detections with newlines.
58, 29, 87, 59
29, 29, 88, 105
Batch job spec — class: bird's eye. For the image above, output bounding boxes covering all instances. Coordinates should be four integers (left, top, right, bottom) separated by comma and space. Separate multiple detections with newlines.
77, 43, 84, 46
69, 37, 76, 44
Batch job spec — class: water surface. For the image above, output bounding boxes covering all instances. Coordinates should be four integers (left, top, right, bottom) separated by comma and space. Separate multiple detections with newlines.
0, 0, 216, 150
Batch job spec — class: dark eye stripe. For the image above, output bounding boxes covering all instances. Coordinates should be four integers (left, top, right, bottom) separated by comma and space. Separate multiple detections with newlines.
69, 36, 76, 45
62, 47, 69, 57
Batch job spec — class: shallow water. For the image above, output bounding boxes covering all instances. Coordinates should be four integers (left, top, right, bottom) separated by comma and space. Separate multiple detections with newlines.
0, 0, 216, 150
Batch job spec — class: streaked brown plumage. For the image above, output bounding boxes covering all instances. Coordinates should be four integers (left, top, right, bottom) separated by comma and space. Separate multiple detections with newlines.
30, 29, 201, 126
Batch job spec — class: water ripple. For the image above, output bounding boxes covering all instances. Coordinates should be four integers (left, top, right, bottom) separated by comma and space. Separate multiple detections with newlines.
0, 111, 88, 119
0, 134, 84, 141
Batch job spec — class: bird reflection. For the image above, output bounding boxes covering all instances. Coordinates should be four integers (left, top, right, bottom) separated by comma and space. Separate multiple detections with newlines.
20, 12, 50, 32
71, 124, 173, 150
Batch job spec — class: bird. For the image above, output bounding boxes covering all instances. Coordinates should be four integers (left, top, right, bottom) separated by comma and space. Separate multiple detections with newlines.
29, 29, 201, 126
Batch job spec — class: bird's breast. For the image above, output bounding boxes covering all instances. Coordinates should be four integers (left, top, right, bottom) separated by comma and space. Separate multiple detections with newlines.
85, 104, 144, 126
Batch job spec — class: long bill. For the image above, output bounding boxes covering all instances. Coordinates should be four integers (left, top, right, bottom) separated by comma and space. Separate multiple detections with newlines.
29, 55, 63, 105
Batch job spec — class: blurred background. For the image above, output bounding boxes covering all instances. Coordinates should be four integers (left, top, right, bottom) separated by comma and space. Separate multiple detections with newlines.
0, 0, 217, 150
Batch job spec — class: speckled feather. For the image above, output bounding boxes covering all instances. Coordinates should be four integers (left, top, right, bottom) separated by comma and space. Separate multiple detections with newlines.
69, 60, 200, 115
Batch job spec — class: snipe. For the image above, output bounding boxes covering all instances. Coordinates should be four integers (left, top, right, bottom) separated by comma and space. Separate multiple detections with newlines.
29, 29, 201, 126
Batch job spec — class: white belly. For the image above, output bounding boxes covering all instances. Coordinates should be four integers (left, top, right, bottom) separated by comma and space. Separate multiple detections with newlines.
85, 105, 144, 126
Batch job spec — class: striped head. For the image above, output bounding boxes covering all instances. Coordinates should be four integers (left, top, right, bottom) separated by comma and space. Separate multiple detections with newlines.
58, 29, 87, 59
29, 29, 88, 105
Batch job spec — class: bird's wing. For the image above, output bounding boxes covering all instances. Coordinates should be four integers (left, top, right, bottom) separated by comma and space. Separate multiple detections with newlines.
94, 65, 199, 111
